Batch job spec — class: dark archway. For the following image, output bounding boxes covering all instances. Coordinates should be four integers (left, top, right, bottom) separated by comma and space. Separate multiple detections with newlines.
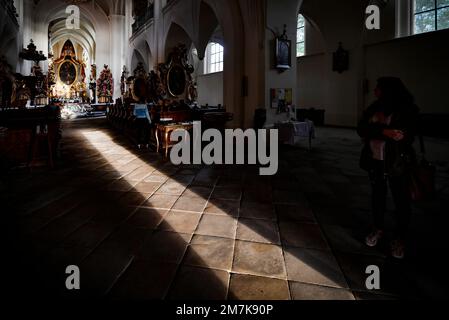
197, 1, 221, 60
131, 49, 148, 72
164, 23, 193, 61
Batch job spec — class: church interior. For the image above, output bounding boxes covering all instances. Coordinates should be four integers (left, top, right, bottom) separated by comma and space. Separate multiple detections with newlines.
1, 0, 449, 302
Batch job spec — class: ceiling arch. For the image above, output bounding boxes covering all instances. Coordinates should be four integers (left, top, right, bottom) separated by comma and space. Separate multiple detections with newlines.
131, 49, 148, 72
34, 0, 127, 17
50, 20, 95, 45
35, 0, 109, 34
48, 15, 96, 61
197, 1, 221, 60
51, 35, 91, 58
164, 22, 194, 60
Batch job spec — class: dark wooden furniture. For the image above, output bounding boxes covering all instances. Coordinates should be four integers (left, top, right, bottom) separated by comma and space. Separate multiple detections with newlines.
420, 113, 449, 139
106, 45, 233, 153
296, 108, 325, 126
155, 122, 193, 158
202, 112, 233, 130
0, 106, 61, 168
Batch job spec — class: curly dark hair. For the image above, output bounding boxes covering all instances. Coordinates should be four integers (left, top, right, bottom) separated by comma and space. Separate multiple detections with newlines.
376, 77, 415, 106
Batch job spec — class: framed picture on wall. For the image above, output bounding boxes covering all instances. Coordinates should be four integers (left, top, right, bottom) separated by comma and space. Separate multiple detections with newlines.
332, 42, 349, 73
275, 38, 291, 71
270, 88, 293, 113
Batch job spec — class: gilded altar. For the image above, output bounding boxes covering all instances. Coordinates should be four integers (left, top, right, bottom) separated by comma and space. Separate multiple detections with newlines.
49, 40, 87, 100
124, 44, 197, 106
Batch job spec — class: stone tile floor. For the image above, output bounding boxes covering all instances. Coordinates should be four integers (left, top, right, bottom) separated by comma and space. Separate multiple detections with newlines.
1, 118, 448, 300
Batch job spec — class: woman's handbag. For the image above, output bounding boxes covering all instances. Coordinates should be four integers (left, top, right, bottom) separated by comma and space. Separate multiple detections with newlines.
409, 135, 436, 201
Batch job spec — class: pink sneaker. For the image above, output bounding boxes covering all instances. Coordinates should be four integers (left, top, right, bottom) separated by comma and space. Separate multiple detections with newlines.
365, 230, 384, 247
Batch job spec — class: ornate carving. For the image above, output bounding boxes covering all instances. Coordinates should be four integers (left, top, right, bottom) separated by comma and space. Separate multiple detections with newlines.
157, 44, 195, 101
120, 65, 129, 97
47, 61, 56, 86
126, 45, 197, 105
90, 64, 97, 82
187, 81, 197, 103
154, 65, 167, 101
133, 62, 148, 80
96, 64, 114, 103
130, 62, 149, 102
19, 39, 46, 63
11, 77, 31, 108
0, 55, 15, 108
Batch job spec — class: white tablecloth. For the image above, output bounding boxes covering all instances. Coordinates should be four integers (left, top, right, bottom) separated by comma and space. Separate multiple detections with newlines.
292, 120, 315, 139
273, 120, 315, 147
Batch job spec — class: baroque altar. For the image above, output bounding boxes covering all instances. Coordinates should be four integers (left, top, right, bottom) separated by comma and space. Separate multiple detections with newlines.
49, 40, 87, 101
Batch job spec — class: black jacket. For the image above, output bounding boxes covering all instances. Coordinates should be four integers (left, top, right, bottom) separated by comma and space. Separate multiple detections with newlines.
357, 100, 420, 176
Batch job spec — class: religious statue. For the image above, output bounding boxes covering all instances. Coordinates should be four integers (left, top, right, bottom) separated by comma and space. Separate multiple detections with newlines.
133, 62, 147, 79
89, 64, 97, 103
47, 61, 56, 86
11, 78, 31, 108
62, 41, 76, 58
120, 65, 129, 97
70, 85, 76, 99
155, 62, 168, 98
90, 64, 97, 82
187, 81, 198, 103
185, 61, 196, 103
81, 63, 86, 83
31, 63, 43, 77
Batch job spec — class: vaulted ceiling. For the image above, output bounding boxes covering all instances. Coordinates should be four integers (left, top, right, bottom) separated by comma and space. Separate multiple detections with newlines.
49, 15, 96, 59
33, 0, 127, 16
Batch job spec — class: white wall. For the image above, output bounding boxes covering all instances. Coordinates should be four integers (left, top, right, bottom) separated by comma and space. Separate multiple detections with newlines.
365, 29, 449, 114
297, 53, 326, 109
296, 0, 449, 127
303, 19, 326, 55
265, 0, 302, 126
197, 72, 223, 106
0, 3, 20, 70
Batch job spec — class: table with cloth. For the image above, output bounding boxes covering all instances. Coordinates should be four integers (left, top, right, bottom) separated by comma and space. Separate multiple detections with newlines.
268, 120, 315, 149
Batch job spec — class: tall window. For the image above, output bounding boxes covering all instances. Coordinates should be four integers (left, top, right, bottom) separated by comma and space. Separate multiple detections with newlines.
296, 14, 306, 57
414, 0, 449, 34
205, 42, 224, 74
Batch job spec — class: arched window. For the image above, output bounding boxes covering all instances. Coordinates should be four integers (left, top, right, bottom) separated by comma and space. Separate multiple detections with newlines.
414, 0, 449, 34
296, 14, 306, 57
205, 42, 224, 74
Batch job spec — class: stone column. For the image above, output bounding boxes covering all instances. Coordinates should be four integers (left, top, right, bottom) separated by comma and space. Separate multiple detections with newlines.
238, 0, 267, 128
110, 14, 127, 101
153, 0, 164, 65
19, 0, 34, 75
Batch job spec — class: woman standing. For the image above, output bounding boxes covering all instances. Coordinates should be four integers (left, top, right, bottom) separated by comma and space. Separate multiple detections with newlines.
357, 77, 419, 259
